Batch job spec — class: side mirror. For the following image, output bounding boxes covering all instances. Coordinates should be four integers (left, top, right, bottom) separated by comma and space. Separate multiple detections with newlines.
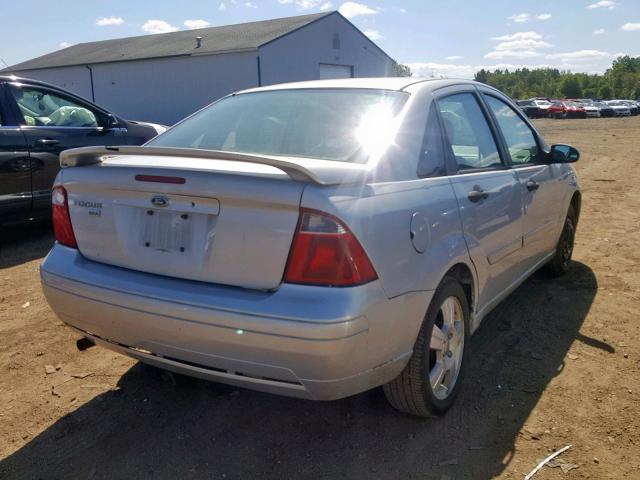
101, 113, 120, 130
548, 144, 579, 163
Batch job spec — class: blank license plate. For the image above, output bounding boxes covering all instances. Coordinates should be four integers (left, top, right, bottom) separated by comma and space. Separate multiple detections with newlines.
141, 210, 191, 252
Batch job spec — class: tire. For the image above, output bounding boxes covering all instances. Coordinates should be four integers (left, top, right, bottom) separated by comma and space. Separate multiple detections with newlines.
383, 276, 470, 417
545, 205, 577, 277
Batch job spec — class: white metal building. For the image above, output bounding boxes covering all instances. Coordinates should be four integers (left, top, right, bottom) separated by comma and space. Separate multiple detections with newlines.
4, 12, 394, 124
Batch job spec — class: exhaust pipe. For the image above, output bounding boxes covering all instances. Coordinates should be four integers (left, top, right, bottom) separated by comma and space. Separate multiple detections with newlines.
76, 337, 95, 351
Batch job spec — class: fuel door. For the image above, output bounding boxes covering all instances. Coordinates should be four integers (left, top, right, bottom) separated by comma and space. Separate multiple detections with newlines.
410, 211, 430, 253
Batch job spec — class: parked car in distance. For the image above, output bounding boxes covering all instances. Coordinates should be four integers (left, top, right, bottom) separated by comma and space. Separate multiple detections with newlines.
516, 100, 544, 118
605, 100, 632, 116
620, 100, 639, 116
548, 101, 587, 119
0, 75, 166, 226
532, 99, 552, 113
582, 103, 602, 118
41, 78, 581, 417
593, 102, 615, 118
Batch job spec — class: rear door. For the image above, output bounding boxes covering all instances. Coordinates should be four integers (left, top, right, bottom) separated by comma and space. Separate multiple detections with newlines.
481, 91, 565, 268
434, 86, 524, 311
0, 83, 32, 221
5, 82, 125, 215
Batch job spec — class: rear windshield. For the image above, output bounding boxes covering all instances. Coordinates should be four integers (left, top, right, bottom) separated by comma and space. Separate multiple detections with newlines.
148, 89, 409, 163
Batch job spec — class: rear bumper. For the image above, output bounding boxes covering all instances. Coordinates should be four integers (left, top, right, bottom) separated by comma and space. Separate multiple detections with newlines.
41, 245, 431, 400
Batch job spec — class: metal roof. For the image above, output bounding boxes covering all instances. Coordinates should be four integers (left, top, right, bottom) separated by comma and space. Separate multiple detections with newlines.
4, 12, 334, 72
237, 77, 474, 93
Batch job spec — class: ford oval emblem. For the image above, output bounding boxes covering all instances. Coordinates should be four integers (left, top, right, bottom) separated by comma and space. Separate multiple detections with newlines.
151, 195, 169, 207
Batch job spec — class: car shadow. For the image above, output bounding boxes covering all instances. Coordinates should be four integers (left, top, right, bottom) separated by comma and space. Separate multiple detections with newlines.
0, 262, 601, 480
0, 222, 54, 269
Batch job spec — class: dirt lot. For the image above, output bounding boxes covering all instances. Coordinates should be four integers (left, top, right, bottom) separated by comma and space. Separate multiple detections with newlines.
1, 117, 639, 480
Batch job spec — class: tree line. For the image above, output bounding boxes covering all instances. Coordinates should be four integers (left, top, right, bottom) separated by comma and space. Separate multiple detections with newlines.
473, 56, 640, 100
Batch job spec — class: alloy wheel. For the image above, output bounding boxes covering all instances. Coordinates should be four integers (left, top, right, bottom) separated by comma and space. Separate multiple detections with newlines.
428, 296, 465, 400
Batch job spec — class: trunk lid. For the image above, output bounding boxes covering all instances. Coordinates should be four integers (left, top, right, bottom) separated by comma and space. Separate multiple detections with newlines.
62, 155, 307, 290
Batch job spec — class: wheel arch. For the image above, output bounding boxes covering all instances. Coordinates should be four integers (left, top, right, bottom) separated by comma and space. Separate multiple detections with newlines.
570, 190, 581, 224
442, 262, 476, 322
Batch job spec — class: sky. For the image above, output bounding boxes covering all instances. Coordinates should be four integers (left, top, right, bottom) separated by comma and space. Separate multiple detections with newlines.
1, 0, 639, 78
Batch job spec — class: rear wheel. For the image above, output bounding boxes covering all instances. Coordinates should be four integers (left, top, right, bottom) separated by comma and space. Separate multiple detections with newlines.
546, 205, 576, 276
383, 277, 469, 417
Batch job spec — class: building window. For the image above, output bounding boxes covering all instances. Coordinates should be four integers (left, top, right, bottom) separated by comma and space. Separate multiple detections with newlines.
333, 33, 341, 50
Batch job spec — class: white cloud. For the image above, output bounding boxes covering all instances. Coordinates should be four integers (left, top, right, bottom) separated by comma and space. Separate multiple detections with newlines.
278, 0, 323, 9
142, 20, 178, 34
621, 23, 640, 31
363, 29, 382, 40
593, 28, 607, 34
545, 50, 613, 61
508, 13, 552, 23
96, 16, 124, 26
509, 13, 531, 23
59, 42, 72, 48
587, 1, 616, 9
245, 1, 257, 7
184, 19, 211, 29
219, 2, 227, 11
319, 2, 333, 11
338, 1, 378, 19
446, 55, 463, 60
485, 50, 543, 60
494, 38, 553, 51
407, 62, 478, 79
492, 32, 543, 41
485, 31, 552, 60
408, 61, 612, 80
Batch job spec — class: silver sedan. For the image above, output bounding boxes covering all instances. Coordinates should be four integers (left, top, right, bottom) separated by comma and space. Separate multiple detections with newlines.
41, 78, 581, 417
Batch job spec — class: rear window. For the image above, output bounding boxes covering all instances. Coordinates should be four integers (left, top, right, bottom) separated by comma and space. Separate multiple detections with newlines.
148, 89, 408, 163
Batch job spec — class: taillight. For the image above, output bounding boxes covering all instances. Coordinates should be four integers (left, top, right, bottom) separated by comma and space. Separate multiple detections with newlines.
284, 209, 377, 287
52, 186, 77, 248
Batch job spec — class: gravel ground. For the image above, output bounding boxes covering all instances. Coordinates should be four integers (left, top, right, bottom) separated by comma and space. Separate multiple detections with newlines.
0, 117, 639, 479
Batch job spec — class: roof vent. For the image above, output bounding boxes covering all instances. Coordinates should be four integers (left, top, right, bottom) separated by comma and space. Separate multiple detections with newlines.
195, 36, 203, 49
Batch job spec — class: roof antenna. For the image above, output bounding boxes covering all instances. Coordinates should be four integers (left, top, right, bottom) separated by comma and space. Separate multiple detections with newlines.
195, 36, 202, 49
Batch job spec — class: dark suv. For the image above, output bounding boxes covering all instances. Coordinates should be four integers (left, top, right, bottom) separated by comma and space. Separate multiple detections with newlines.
0, 76, 166, 225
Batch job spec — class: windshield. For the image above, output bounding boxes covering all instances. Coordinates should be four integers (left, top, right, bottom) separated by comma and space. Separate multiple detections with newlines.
148, 89, 409, 163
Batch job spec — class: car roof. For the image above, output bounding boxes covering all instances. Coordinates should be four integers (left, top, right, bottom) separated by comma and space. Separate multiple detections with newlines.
236, 77, 481, 94
0, 74, 61, 88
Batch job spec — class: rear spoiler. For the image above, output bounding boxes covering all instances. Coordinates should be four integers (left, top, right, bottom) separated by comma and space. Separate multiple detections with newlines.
59, 146, 372, 185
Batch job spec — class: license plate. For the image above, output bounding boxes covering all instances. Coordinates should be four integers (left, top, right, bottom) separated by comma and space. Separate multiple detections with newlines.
141, 209, 191, 253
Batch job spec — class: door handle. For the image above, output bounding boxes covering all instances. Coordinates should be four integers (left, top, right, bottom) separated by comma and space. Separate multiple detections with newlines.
526, 181, 540, 192
468, 188, 489, 202
36, 138, 60, 146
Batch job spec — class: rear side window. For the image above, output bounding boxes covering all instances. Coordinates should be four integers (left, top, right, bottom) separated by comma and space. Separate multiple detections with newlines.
417, 102, 447, 177
484, 95, 540, 165
8, 86, 98, 127
436, 93, 502, 171
149, 89, 408, 163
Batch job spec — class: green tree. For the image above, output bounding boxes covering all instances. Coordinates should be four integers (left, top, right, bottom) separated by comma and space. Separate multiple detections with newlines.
559, 76, 582, 98
390, 62, 412, 77
473, 57, 640, 100
598, 84, 613, 100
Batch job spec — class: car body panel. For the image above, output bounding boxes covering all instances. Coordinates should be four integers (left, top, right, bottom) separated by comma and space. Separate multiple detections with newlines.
0, 75, 162, 225
41, 244, 431, 400
0, 126, 31, 221
41, 78, 580, 399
